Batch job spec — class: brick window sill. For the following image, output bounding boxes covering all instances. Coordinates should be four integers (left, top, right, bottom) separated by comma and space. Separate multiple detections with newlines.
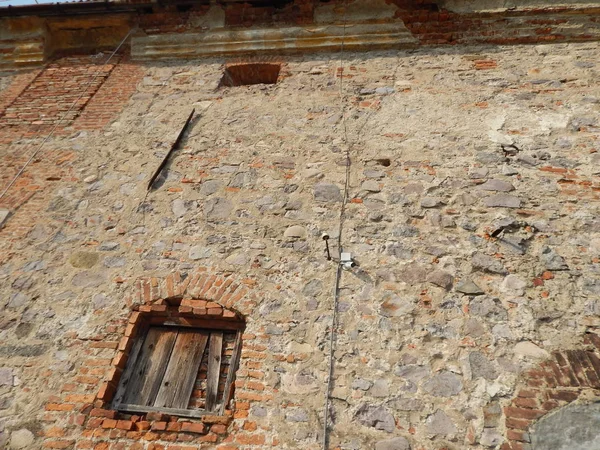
87, 407, 232, 435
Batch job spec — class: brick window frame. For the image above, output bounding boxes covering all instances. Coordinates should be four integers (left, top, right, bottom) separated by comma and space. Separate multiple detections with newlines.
41, 269, 270, 449
111, 313, 244, 419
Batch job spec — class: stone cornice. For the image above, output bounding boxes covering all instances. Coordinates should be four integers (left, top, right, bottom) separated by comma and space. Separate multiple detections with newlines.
131, 22, 418, 60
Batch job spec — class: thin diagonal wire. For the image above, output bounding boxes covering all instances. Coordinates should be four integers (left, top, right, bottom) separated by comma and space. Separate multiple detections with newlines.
0, 28, 134, 202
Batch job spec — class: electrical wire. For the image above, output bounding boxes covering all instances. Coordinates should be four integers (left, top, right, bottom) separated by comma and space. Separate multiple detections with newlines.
0, 27, 135, 202
322, 2, 350, 448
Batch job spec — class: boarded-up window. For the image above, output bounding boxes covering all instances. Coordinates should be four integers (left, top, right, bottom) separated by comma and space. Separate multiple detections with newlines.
112, 326, 242, 417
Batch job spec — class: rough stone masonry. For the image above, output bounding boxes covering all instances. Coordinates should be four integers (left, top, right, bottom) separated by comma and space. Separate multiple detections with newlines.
0, 0, 599, 449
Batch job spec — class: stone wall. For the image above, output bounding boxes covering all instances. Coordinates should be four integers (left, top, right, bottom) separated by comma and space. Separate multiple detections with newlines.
0, 39, 599, 450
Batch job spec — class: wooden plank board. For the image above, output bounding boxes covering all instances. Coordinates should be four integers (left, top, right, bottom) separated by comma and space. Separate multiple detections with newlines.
154, 330, 209, 409
204, 331, 223, 412
220, 330, 243, 414
112, 323, 149, 409
122, 327, 178, 406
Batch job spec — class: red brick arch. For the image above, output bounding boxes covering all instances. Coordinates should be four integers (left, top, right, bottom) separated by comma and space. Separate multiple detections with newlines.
127, 266, 258, 317
502, 333, 600, 450
41, 267, 270, 449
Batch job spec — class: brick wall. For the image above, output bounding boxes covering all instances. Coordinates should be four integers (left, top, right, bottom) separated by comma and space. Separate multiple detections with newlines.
0, 54, 143, 141
0, 69, 42, 115
73, 56, 144, 131
389, 1, 600, 46
0, 54, 143, 260
0, 55, 118, 128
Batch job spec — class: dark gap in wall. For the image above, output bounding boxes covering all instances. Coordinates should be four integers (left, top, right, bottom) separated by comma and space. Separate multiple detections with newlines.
219, 63, 281, 87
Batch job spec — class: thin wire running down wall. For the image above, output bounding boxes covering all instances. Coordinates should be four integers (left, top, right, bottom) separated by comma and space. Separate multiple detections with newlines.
322, 4, 351, 448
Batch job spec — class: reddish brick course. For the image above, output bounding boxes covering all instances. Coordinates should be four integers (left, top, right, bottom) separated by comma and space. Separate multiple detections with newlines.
0, 53, 142, 144
502, 334, 600, 449
0, 55, 118, 128
73, 56, 143, 131
387, 0, 600, 46
0, 69, 43, 115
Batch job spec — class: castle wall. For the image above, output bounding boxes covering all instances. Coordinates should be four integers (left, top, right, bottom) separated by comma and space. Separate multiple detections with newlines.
0, 34, 599, 450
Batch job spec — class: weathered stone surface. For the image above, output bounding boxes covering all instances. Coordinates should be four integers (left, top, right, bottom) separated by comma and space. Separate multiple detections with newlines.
285, 408, 309, 422
7, 293, 27, 308
420, 197, 443, 208
480, 428, 504, 447
483, 194, 521, 208
387, 397, 423, 412
302, 279, 322, 297
381, 294, 415, 317
464, 318, 486, 337
470, 296, 508, 322
225, 252, 248, 265
104, 256, 126, 268
469, 352, 498, 380
352, 378, 372, 391
375, 436, 411, 450
426, 410, 457, 436
0, 345, 47, 357
370, 379, 390, 397
362, 180, 381, 192
172, 198, 187, 217
422, 372, 463, 397
398, 265, 428, 285
314, 183, 342, 202
92, 293, 110, 310
9, 429, 34, 449
205, 197, 232, 220
284, 225, 307, 239
22, 260, 46, 272
531, 402, 600, 450
500, 274, 527, 296
1, 36, 600, 450
229, 171, 256, 189
514, 341, 550, 359
71, 271, 106, 288
99, 242, 119, 251
354, 404, 395, 433
477, 179, 515, 192
199, 179, 223, 196
469, 167, 488, 179
456, 279, 484, 295
189, 245, 211, 260
541, 246, 569, 271
0, 368, 13, 386
426, 270, 453, 290
394, 364, 429, 382
472, 253, 508, 274
387, 243, 413, 259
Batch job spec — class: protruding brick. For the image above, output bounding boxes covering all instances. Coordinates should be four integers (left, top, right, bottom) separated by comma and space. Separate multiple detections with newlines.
180, 422, 206, 434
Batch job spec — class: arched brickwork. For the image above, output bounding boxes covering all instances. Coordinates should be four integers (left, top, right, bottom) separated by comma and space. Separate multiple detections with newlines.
41, 268, 269, 450
125, 267, 257, 317
502, 333, 600, 450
